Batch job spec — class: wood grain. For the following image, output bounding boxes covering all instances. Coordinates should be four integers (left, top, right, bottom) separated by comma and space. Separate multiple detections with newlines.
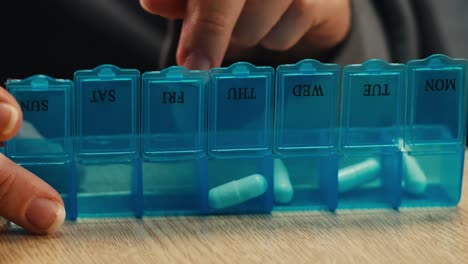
1, 155, 468, 264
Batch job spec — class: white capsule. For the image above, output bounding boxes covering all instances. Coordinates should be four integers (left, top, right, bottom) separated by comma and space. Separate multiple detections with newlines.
274, 159, 294, 204
208, 174, 268, 209
402, 153, 427, 195
338, 158, 381, 193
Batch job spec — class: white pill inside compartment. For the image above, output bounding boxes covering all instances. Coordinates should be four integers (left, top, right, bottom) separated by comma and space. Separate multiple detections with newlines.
208, 174, 268, 209
338, 158, 381, 193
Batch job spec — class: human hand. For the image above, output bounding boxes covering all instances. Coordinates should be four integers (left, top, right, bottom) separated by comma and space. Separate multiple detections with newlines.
140, 0, 351, 69
0, 87, 65, 235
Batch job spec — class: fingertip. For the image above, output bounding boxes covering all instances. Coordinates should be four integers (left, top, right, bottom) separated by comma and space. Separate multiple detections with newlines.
0, 86, 23, 142
0, 154, 64, 235
140, 0, 187, 19
139, 0, 157, 14
0, 102, 22, 142
176, 23, 216, 70
46, 203, 66, 234
177, 49, 213, 70
25, 198, 65, 235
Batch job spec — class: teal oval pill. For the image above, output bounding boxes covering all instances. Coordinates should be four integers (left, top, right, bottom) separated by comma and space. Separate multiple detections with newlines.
402, 153, 427, 195
339, 158, 381, 193
208, 174, 268, 209
274, 159, 294, 204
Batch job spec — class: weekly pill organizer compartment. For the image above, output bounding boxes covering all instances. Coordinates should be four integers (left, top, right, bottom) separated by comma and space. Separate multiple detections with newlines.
4, 54, 467, 220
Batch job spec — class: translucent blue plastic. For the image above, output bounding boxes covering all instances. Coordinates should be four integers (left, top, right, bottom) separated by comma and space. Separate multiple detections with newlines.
207, 62, 274, 214
3, 55, 467, 219
5, 75, 77, 219
142, 67, 208, 215
74, 65, 142, 217
274, 59, 340, 211
401, 54, 468, 207
339, 60, 406, 209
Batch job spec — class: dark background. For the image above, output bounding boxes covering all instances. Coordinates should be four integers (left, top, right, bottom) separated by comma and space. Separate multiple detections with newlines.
0, 0, 168, 83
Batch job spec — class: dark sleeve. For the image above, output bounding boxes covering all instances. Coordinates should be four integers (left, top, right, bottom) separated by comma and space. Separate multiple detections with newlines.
413, 0, 468, 59
331, 0, 392, 66
333, 0, 468, 65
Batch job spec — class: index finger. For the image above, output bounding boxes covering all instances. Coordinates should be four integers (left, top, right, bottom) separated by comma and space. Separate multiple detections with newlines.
176, 0, 246, 70
0, 86, 22, 142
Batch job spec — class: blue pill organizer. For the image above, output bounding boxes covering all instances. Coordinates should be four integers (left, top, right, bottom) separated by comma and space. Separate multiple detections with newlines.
73, 65, 142, 217
208, 63, 275, 214
338, 59, 406, 209
403, 55, 467, 207
4, 54, 468, 219
141, 67, 207, 215
274, 60, 340, 211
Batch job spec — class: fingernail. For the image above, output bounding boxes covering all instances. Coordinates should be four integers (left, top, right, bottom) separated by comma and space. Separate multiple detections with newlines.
0, 216, 10, 231
183, 51, 211, 70
0, 103, 19, 136
26, 198, 66, 234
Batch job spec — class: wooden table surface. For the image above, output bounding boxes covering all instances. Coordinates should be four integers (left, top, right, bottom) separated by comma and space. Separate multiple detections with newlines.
1, 156, 468, 264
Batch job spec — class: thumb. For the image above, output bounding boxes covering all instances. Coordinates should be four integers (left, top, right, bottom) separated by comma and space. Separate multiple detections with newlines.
0, 154, 65, 234
0, 87, 65, 234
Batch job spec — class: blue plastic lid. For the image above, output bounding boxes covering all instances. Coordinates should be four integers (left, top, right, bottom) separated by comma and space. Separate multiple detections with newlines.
142, 66, 207, 161
340, 59, 406, 153
208, 62, 274, 158
275, 59, 340, 156
6, 75, 73, 162
405, 54, 468, 152
74, 65, 140, 161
